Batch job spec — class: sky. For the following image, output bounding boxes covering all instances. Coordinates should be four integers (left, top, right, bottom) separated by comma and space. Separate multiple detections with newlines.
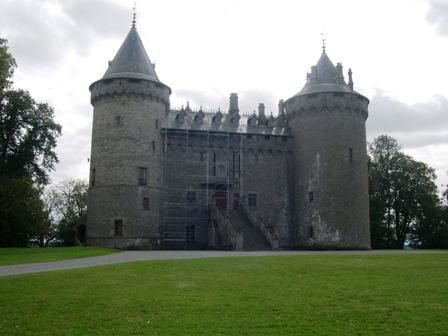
0, 0, 447, 192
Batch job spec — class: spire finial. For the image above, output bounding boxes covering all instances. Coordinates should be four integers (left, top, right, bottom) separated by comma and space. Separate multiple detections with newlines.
321, 33, 326, 54
132, 2, 137, 28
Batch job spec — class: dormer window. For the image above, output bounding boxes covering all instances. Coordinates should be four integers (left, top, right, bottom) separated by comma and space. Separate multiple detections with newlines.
176, 107, 186, 123
194, 111, 204, 124
212, 111, 223, 125
267, 115, 276, 128
248, 113, 257, 127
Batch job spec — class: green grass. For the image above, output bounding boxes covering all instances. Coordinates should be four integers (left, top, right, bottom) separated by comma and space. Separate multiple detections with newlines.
1, 254, 448, 335
0, 247, 117, 265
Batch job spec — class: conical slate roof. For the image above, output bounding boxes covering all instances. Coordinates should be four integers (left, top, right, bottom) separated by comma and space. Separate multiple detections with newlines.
103, 26, 159, 82
292, 51, 355, 97
314, 53, 344, 85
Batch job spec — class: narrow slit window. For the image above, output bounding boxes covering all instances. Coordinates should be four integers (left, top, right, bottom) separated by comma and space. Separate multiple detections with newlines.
143, 197, 150, 210
348, 148, 354, 162
91, 168, 96, 187
248, 193, 257, 207
152, 141, 156, 152
155, 119, 159, 129
138, 167, 147, 186
114, 220, 123, 236
308, 192, 314, 203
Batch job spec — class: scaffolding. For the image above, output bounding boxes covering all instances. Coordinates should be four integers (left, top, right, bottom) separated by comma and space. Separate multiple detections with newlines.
161, 128, 244, 249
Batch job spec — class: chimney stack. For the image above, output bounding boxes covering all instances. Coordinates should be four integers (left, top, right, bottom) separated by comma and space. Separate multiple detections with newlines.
229, 93, 239, 115
258, 103, 266, 117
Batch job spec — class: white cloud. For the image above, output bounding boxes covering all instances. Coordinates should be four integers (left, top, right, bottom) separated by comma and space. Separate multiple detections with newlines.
426, 0, 448, 35
1, 0, 447, 190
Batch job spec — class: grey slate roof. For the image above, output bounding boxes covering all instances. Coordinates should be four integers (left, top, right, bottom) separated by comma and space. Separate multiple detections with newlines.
162, 107, 290, 136
290, 51, 361, 97
103, 27, 160, 82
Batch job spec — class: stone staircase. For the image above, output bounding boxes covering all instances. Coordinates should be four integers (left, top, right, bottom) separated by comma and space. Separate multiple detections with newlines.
228, 209, 271, 251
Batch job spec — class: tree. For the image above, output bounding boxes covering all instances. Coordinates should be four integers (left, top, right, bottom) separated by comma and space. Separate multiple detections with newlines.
0, 39, 61, 185
0, 89, 62, 185
36, 187, 60, 247
0, 177, 47, 247
368, 135, 440, 249
413, 204, 448, 249
0, 39, 16, 93
42, 179, 88, 246
444, 171, 448, 204
0, 38, 61, 246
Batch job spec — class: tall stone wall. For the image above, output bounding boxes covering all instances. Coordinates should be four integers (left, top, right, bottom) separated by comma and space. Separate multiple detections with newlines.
161, 131, 292, 248
240, 134, 293, 247
285, 92, 370, 249
86, 78, 170, 249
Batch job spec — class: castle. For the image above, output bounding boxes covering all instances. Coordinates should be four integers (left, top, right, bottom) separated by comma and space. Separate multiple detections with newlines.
85, 20, 371, 250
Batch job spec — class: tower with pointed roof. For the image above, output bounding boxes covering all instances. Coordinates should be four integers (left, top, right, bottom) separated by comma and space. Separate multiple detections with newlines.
86, 18, 171, 248
284, 47, 370, 249
85, 14, 371, 250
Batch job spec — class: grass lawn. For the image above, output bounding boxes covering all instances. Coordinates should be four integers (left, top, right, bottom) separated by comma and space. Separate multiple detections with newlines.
0, 247, 117, 265
1, 253, 447, 335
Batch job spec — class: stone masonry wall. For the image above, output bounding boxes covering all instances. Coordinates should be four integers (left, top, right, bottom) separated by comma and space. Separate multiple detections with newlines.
286, 92, 370, 249
86, 78, 170, 249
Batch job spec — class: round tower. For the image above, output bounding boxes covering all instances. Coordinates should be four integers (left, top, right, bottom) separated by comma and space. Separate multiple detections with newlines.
284, 49, 370, 249
86, 22, 171, 249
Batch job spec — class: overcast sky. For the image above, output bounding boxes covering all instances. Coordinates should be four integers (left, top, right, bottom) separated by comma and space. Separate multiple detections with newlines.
1, 0, 447, 191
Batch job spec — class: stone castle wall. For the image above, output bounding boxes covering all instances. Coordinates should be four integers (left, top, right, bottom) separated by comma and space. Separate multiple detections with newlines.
162, 130, 292, 248
86, 78, 170, 249
286, 92, 370, 249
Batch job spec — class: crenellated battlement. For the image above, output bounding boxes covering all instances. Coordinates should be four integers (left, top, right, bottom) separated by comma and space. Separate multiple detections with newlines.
285, 92, 369, 120
90, 78, 171, 106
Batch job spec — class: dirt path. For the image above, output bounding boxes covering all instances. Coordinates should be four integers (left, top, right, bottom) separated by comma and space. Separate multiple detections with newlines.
1, 249, 446, 277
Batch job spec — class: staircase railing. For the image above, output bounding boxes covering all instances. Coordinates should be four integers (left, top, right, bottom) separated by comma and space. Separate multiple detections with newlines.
209, 202, 244, 250
241, 202, 279, 249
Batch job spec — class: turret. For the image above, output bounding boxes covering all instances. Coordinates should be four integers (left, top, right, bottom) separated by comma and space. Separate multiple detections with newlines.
227, 93, 240, 126
257, 103, 267, 126
86, 18, 171, 249
284, 47, 370, 249
228, 93, 239, 115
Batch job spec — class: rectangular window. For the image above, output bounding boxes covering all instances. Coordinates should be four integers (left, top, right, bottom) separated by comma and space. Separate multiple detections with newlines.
308, 192, 314, 203
248, 193, 257, 207
143, 197, 150, 211
114, 220, 123, 236
309, 226, 314, 238
186, 225, 195, 243
152, 141, 156, 152
91, 168, 96, 187
265, 135, 270, 140
155, 119, 159, 129
186, 191, 196, 205
138, 167, 147, 186
349, 148, 353, 162
213, 152, 217, 176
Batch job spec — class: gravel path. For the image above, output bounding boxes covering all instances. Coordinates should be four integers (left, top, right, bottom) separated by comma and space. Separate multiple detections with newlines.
1, 249, 446, 277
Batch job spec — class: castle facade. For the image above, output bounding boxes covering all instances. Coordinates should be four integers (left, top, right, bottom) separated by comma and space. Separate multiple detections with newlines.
86, 23, 370, 250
